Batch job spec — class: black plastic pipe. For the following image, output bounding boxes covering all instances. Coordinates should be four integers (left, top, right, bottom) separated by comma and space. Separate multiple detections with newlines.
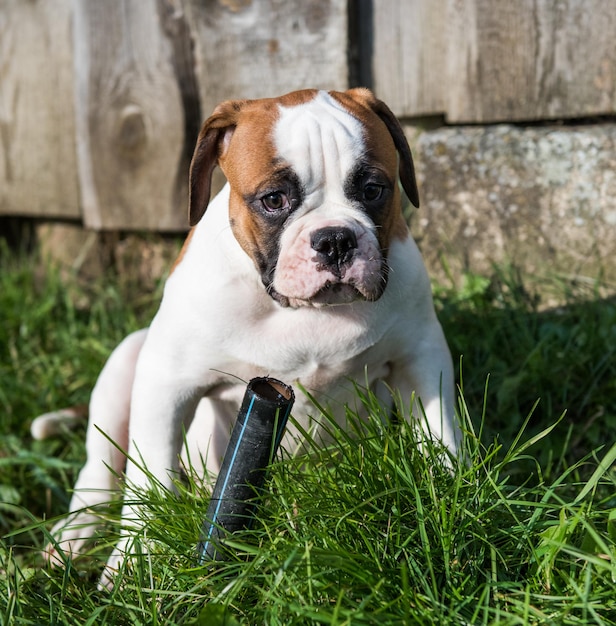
198, 377, 295, 562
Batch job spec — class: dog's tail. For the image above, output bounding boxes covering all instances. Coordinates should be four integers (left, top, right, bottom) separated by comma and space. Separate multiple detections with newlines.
30, 405, 89, 440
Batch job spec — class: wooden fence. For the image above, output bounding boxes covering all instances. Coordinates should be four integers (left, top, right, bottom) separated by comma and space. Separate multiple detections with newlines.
1, 0, 615, 233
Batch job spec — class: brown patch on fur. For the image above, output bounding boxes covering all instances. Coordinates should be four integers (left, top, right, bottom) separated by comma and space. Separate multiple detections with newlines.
378, 187, 411, 247
329, 88, 416, 245
190, 90, 321, 263
388, 208, 411, 242
220, 101, 289, 263
169, 227, 196, 275
189, 90, 321, 226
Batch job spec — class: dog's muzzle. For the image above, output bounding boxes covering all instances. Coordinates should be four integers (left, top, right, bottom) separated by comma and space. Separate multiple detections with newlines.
269, 223, 388, 308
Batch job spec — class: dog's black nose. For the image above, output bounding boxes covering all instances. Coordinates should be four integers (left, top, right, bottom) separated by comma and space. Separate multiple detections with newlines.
310, 227, 358, 271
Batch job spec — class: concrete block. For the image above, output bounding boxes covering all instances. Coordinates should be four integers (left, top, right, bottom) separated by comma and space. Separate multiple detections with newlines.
411, 124, 616, 295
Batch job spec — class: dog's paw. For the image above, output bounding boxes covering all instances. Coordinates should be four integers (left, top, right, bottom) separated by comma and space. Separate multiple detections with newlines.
98, 540, 128, 591
41, 542, 70, 568
41, 534, 88, 568
41, 512, 100, 567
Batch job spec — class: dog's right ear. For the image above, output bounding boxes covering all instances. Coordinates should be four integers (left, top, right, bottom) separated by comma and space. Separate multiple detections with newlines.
188, 100, 248, 226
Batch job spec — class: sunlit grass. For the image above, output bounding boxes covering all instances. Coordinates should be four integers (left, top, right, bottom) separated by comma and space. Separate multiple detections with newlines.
1, 246, 615, 624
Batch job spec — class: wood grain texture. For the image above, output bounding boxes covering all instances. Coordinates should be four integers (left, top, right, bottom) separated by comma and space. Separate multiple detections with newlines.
186, 0, 349, 118
446, 0, 616, 122
73, 0, 189, 230
371, 0, 616, 122
4, 0, 616, 227
371, 0, 447, 117
0, 0, 80, 218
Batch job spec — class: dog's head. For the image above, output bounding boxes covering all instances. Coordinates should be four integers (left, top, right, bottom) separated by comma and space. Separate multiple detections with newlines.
189, 88, 419, 308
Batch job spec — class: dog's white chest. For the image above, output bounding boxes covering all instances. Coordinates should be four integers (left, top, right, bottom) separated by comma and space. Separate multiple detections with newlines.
156, 189, 398, 393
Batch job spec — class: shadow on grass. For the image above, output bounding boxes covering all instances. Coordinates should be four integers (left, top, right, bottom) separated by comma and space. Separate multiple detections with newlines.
437, 267, 616, 477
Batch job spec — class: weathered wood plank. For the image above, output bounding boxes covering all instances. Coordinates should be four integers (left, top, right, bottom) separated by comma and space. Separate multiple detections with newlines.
446, 0, 616, 123
371, 0, 447, 117
0, 0, 80, 219
73, 0, 191, 230
186, 0, 349, 118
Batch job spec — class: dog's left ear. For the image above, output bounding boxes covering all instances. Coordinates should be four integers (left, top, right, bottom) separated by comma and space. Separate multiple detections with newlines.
188, 100, 249, 226
343, 88, 420, 208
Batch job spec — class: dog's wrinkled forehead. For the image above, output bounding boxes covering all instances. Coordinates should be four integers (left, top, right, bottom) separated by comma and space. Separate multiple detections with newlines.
273, 92, 367, 194
189, 87, 418, 228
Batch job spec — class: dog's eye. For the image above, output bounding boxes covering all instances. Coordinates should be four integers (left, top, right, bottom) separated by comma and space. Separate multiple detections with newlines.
363, 184, 383, 202
261, 192, 289, 212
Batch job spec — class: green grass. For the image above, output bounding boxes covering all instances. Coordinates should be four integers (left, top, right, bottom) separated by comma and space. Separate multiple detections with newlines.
1, 244, 615, 624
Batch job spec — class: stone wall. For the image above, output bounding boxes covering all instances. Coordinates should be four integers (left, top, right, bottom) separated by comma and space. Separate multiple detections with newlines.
409, 123, 616, 296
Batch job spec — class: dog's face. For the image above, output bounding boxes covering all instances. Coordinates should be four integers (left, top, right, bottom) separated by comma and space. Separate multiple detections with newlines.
189, 88, 419, 308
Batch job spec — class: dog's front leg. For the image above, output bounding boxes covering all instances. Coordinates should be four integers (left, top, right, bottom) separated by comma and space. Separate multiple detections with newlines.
41, 329, 148, 567
99, 360, 204, 589
388, 326, 460, 458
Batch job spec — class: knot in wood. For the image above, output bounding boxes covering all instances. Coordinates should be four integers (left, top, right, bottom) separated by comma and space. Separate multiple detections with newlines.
116, 104, 147, 157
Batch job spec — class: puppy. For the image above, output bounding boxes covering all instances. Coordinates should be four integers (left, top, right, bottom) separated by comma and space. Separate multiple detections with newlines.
32, 88, 459, 588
